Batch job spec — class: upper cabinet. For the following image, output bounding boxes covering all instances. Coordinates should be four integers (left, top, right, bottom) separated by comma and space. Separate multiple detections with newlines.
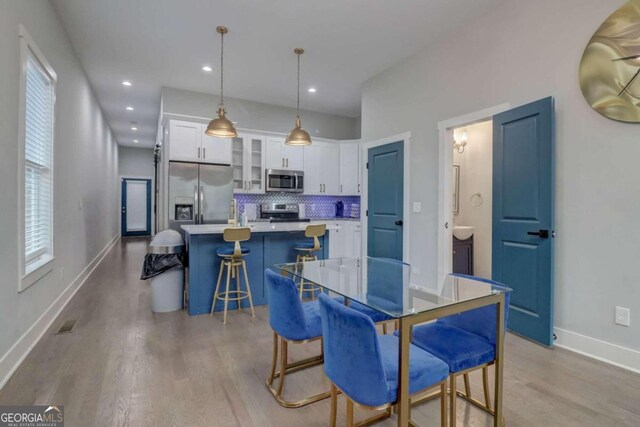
232, 133, 265, 193
339, 143, 360, 195
303, 142, 340, 195
266, 137, 304, 171
168, 119, 231, 165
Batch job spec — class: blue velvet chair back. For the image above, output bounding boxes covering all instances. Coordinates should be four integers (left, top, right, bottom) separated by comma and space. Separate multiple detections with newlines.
438, 274, 511, 344
265, 269, 308, 340
318, 293, 390, 406
366, 257, 409, 312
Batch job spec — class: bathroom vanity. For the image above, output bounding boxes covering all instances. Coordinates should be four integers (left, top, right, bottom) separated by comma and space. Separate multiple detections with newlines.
453, 235, 474, 275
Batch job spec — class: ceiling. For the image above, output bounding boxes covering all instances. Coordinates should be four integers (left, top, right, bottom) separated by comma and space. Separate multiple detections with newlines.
51, 0, 501, 148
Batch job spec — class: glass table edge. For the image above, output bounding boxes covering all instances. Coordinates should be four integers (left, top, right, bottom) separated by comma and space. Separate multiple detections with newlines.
273, 260, 512, 320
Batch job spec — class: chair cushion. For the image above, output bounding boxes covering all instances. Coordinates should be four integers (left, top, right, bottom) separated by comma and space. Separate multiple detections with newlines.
378, 335, 449, 402
294, 242, 316, 250
408, 323, 495, 373
330, 296, 393, 323
216, 245, 250, 256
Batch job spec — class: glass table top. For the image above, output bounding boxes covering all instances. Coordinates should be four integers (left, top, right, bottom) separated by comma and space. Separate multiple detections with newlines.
275, 257, 511, 319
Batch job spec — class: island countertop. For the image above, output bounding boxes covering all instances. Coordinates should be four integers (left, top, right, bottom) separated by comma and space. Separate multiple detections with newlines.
181, 221, 340, 235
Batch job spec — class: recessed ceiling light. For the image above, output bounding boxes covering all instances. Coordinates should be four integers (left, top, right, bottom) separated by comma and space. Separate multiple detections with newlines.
202, 66, 213, 72
122, 81, 132, 86
126, 106, 134, 111
131, 127, 138, 131
133, 139, 139, 143
307, 87, 317, 93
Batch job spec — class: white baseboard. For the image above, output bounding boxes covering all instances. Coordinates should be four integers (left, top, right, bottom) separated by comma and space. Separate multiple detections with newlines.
0, 234, 120, 390
554, 327, 640, 375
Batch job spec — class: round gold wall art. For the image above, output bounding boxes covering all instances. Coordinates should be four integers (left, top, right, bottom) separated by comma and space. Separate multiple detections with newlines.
579, 0, 640, 122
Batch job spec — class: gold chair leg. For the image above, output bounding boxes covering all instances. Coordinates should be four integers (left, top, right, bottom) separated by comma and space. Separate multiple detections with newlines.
382, 323, 388, 335
483, 366, 492, 411
222, 262, 231, 324
277, 338, 288, 397
235, 264, 242, 312
330, 383, 338, 427
211, 259, 224, 316
346, 398, 355, 427
441, 382, 448, 427
267, 332, 278, 387
450, 375, 457, 427
463, 373, 471, 397
242, 260, 255, 317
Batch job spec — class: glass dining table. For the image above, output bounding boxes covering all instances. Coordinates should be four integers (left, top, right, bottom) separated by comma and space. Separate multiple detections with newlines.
276, 257, 510, 427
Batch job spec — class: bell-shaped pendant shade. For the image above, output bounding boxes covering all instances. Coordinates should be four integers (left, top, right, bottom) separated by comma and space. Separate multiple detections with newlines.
285, 116, 312, 146
205, 106, 237, 138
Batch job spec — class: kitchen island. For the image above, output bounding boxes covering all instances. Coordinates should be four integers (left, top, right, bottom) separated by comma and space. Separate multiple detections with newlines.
181, 222, 337, 315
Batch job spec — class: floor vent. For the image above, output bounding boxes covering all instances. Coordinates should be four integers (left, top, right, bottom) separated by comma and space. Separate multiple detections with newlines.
55, 320, 77, 335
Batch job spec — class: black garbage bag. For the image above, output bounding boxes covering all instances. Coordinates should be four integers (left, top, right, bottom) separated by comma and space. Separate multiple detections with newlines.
141, 254, 184, 280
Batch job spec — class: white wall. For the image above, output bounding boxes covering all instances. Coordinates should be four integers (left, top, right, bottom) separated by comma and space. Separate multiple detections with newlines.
119, 146, 154, 178
162, 87, 360, 140
0, 0, 119, 384
453, 121, 492, 279
362, 0, 640, 359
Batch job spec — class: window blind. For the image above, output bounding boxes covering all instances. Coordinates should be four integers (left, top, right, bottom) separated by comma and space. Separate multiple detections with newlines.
24, 50, 54, 267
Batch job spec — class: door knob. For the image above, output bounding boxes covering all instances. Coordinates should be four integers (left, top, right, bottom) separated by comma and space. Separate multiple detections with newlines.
527, 229, 549, 238
395, 220, 403, 226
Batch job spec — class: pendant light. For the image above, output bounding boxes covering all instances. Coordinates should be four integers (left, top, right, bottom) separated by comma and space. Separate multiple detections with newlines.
205, 26, 237, 138
285, 48, 312, 146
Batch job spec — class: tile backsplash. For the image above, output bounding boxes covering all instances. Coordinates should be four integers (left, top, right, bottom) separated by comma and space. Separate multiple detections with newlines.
235, 193, 361, 220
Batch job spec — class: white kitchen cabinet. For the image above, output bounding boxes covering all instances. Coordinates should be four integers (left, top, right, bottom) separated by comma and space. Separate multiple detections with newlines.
340, 143, 360, 195
328, 222, 344, 258
201, 130, 232, 165
328, 221, 362, 259
168, 119, 231, 165
232, 133, 265, 193
169, 120, 200, 162
266, 137, 304, 171
303, 142, 341, 195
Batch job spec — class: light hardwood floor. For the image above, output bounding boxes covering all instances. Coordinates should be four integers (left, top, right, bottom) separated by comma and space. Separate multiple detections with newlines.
1, 238, 639, 426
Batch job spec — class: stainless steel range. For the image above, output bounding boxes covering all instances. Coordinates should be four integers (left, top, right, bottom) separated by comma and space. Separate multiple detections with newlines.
260, 203, 310, 223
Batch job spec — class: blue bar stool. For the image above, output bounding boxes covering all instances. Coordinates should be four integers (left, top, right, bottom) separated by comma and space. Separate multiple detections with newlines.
318, 293, 449, 427
406, 275, 511, 426
264, 269, 332, 408
293, 224, 326, 299
210, 227, 255, 324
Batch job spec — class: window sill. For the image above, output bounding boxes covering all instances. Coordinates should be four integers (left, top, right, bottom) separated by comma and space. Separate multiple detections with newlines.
20, 256, 56, 292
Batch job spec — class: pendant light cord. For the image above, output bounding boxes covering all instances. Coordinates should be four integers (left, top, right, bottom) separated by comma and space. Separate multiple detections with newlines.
220, 30, 224, 106
296, 51, 300, 116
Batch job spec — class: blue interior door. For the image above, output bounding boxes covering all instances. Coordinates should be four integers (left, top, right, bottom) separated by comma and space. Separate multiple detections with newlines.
121, 178, 152, 236
367, 141, 404, 260
492, 97, 555, 346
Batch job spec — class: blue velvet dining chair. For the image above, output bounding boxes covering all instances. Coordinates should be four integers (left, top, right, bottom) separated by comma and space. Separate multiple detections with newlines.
264, 268, 330, 408
318, 293, 450, 427
406, 274, 511, 426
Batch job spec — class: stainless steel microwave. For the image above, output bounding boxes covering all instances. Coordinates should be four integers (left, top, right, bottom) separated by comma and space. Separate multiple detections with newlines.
265, 169, 304, 193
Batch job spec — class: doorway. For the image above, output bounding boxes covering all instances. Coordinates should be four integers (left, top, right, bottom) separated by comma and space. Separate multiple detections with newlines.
361, 133, 411, 263
121, 178, 152, 236
438, 99, 556, 347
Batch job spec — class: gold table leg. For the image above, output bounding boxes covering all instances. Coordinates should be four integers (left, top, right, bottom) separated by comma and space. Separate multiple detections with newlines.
494, 294, 505, 427
397, 317, 410, 426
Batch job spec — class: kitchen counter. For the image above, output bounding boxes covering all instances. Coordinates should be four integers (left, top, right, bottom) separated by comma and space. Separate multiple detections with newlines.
181, 221, 340, 235
182, 222, 331, 316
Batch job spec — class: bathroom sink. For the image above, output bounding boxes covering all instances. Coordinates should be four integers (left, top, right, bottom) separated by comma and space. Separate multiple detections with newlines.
453, 226, 475, 240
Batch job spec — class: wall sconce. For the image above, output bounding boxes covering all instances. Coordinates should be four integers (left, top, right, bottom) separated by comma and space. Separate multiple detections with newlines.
453, 130, 468, 154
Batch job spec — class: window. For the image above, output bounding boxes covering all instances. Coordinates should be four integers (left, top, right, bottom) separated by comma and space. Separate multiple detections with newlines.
19, 26, 57, 290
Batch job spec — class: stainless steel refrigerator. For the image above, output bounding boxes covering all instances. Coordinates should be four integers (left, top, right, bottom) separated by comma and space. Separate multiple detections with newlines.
168, 162, 233, 233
